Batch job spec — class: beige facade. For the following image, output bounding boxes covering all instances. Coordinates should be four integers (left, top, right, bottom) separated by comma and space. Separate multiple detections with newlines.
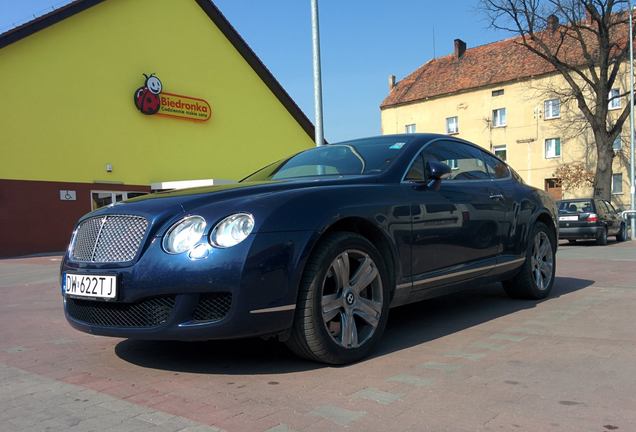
381, 72, 632, 208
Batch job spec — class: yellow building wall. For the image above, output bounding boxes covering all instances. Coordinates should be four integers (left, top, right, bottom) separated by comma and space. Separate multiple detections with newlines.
381, 73, 631, 208
0, 0, 313, 185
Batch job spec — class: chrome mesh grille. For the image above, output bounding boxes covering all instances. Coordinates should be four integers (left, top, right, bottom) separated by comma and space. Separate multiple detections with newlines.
192, 293, 232, 322
71, 215, 148, 263
66, 296, 175, 328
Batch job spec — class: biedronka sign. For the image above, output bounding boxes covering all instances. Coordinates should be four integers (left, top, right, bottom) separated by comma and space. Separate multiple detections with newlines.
133, 74, 211, 122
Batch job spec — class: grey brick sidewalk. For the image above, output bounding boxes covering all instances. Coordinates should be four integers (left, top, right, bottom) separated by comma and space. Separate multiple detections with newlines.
0, 364, 222, 432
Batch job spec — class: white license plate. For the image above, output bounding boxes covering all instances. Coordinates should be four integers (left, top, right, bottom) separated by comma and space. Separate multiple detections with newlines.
64, 273, 117, 299
559, 216, 579, 221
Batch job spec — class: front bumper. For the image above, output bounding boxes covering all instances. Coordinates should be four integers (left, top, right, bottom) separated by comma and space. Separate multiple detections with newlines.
558, 225, 601, 240
61, 230, 316, 341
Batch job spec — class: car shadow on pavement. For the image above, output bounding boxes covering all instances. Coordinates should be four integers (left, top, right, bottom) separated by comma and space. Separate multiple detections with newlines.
559, 239, 621, 247
374, 276, 593, 358
114, 276, 593, 374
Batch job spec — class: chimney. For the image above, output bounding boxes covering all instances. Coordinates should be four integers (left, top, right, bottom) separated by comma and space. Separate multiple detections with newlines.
547, 14, 559, 32
454, 39, 466, 59
388, 74, 396, 90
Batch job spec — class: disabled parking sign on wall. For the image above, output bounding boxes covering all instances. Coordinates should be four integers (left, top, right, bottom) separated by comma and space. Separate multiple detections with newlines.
133, 74, 211, 122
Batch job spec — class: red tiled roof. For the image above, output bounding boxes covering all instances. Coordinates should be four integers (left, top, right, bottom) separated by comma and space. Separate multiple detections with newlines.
381, 21, 629, 109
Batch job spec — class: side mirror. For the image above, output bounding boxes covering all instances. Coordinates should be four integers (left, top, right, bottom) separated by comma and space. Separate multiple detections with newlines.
427, 161, 452, 181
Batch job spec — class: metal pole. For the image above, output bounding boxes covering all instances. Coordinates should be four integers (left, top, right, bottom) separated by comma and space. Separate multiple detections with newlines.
629, 0, 636, 239
311, 0, 324, 147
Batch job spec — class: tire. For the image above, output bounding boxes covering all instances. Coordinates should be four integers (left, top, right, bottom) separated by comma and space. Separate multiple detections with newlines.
596, 227, 608, 245
503, 221, 556, 300
286, 232, 391, 364
616, 224, 627, 242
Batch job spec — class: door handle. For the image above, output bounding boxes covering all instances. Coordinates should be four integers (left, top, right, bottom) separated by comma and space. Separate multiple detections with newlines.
489, 193, 504, 200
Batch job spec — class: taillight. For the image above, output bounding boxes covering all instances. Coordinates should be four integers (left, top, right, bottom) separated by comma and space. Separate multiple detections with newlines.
585, 213, 598, 223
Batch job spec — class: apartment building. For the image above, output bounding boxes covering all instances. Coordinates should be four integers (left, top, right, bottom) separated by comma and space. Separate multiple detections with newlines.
381, 37, 631, 206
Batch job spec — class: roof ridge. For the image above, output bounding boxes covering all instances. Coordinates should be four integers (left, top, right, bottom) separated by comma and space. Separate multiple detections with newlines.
0, 0, 318, 142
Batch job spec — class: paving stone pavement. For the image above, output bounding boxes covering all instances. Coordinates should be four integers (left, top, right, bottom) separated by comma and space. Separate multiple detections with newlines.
0, 363, 222, 432
0, 241, 635, 431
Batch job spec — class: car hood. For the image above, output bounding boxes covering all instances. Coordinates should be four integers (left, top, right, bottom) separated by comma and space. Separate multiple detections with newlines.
124, 177, 374, 212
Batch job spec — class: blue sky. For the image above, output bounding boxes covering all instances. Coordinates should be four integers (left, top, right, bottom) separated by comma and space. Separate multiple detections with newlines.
0, 0, 509, 142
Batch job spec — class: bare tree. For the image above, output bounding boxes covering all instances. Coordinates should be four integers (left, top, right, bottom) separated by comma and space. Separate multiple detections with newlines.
480, 0, 633, 200
553, 161, 595, 190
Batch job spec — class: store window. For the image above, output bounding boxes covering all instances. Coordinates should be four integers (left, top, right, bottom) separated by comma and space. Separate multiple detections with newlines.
545, 138, 561, 158
612, 173, 623, 194
91, 191, 147, 210
492, 108, 506, 127
544, 99, 560, 119
405, 124, 416, 134
446, 116, 459, 134
609, 88, 621, 110
493, 144, 507, 161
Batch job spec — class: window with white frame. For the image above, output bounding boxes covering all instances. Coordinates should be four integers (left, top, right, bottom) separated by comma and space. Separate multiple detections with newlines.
493, 144, 507, 161
544, 99, 560, 119
492, 108, 506, 127
612, 173, 623, 194
545, 138, 561, 158
446, 116, 458, 134
613, 136, 622, 151
609, 88, 621, 110
405, 124, 416, 134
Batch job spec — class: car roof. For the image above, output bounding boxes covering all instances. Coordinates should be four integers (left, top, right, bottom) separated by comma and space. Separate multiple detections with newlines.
332, 133, 449, 147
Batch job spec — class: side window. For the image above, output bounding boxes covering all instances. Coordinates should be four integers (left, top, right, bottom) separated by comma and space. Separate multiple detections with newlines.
595, 200, 608, 214
482, 153, 510, 179
405, 153, 426, 181
422, 141, 490, 181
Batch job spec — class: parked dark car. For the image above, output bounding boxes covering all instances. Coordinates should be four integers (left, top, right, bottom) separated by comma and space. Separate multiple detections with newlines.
557, 198, 628, 245
61, 134, 558, 364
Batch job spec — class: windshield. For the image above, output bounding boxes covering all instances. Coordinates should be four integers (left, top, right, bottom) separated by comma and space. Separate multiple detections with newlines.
241, 138, 409, 182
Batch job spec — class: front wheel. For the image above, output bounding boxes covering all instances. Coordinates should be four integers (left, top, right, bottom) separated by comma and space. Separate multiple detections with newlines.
286, 232, 390, 364
503, 222, 556, 300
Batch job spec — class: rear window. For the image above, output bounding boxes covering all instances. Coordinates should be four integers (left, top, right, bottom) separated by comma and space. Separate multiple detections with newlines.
558, 200, 594, 213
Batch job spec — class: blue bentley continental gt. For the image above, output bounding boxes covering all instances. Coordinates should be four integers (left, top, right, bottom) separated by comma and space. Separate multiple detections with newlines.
61, 134, 558, 364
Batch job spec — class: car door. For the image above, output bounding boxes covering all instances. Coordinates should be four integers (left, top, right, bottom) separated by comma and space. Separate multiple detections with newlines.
603, 200, 621, 235
595, 200, 612, 234
480, 152, 523, 259
403, 140, 506, 290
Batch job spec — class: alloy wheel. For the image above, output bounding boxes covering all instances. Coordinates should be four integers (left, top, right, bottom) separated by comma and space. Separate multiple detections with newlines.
530, 231, 553, 290
320, 250, 383, 349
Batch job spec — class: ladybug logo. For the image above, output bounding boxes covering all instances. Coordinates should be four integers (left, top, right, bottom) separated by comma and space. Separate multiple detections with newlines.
134, 73, 162, 115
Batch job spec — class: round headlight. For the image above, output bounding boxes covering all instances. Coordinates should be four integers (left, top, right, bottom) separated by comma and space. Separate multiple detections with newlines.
163, 216, 207, 254
210, 213, 254, 248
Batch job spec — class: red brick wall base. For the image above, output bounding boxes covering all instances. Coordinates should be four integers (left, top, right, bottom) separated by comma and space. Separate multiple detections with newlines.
0, 179, 150, 258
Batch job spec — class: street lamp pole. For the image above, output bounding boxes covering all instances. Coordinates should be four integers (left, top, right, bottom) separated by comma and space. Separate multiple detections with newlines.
629, 0, 636, 239
311, 0, 324, 147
